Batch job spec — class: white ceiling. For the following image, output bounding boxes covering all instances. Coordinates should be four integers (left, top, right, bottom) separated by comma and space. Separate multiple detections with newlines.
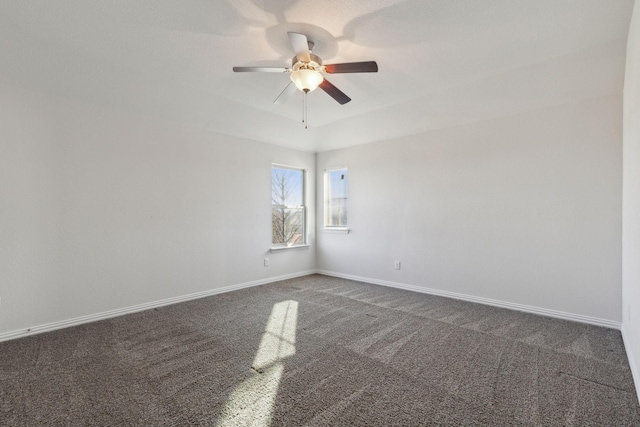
0, 0, 634, 152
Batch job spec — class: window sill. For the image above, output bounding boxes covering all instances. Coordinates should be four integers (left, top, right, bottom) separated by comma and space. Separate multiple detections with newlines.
322, 227, 350, 234
270, 244, 311, 252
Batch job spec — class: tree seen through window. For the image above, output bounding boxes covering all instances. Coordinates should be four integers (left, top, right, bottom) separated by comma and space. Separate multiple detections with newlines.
272, 166, 305, 246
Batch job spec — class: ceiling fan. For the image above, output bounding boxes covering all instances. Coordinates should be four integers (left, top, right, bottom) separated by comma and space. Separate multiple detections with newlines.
233, 32, 378, 106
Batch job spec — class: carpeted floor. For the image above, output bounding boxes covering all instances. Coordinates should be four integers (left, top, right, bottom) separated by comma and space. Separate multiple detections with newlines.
1, 274, 639, 426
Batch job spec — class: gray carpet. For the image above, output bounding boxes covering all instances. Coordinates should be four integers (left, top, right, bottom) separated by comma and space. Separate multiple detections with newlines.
1, 274, 639, 426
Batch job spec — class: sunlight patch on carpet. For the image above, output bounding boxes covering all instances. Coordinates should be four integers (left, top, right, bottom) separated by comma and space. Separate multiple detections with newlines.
215, 300, 298, 427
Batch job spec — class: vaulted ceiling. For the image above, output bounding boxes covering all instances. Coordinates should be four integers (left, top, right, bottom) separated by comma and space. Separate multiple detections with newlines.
0, 0, 634, 152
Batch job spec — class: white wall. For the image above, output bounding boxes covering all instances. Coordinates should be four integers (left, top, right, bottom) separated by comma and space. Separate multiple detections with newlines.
622, 0, 640, 402
0, 83, 315, 338
317, 95, 622, 324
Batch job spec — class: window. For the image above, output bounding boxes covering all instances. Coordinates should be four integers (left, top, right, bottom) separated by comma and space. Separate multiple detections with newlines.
272, 165, 306, 247
324, 167, 348, 228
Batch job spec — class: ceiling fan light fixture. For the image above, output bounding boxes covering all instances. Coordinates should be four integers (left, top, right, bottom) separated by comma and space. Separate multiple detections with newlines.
290, 69, 323, 93
233, 32, 377, 108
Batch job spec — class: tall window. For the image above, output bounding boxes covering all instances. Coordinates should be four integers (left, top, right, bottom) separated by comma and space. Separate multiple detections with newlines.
324, 167, 348, 228
272, 165, 306, 246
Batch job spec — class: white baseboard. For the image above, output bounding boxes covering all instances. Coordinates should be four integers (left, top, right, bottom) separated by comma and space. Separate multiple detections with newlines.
621, 323, 640, 403
316, 270, 622, 330
1, 269, 623, 343
0, 270, 315, 343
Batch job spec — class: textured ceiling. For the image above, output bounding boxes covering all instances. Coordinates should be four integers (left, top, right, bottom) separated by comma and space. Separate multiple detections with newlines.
0, 0, 634, 152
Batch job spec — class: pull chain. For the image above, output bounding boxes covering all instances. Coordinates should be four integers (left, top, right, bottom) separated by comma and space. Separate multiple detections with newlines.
302, 90, 309, 129
305, 91, 308, 129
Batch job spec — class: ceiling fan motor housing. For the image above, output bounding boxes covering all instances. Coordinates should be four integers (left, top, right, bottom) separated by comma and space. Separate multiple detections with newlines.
292, 53, 323, 72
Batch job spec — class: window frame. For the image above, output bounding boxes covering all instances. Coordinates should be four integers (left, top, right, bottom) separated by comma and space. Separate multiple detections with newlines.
271, 164, 308, 249
323, 167, 349, 232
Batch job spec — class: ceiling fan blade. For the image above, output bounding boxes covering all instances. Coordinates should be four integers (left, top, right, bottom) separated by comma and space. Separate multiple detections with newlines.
288, 32, 311, 63
274, 82, 297, 105
324, 61, 379, 73
232, 66, 289, 73
319, 79, 351, 105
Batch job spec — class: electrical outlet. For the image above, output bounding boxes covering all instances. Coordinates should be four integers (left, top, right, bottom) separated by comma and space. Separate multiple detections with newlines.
264, 258, 270, 267
394, 261, 401, 270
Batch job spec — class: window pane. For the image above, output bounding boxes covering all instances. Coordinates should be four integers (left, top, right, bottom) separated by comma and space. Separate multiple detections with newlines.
272, 207, 304, 245
272, 166, 305, 245
325, 168, 348, 227
272, 167, 303, 206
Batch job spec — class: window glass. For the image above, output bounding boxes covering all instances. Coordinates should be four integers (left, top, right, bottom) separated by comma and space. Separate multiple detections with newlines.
324, 168, 348, 227
272, 166, 305, 246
